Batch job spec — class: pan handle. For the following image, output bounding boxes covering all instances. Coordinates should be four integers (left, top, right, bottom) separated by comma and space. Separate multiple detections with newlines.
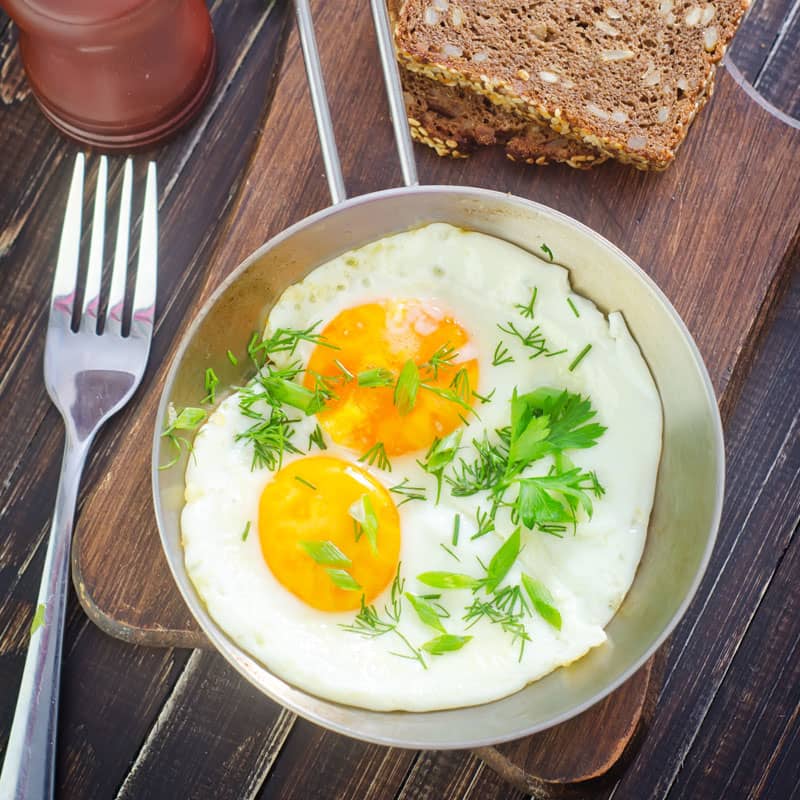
292, 0, 419, 207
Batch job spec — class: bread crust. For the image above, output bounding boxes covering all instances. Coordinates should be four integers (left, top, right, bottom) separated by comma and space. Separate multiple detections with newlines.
395, 0, 749, 170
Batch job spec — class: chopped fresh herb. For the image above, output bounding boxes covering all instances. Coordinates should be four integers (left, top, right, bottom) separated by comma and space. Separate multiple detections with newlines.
247, 322, 338, 367
472, 388, 496, 405
545, 348, 568, 358
359, 442, 391, 471
294, 475, 317, 490
449, 368, 472, 406
419, 429, 462, 502
257, 374, 327, 414
452, 514, 461, 546
514, 469, 602, 531
540, 243, 554, 262
463, 586, 531, 660
417, 571, 479, 590
226, 349, 239, 366
334, 359, 355, 381
357, 367, 394, 387
340, 566, 426, 668
566, 298, 580, 318
235, 403, 301, 471
308, 424, 327, 451
326, 568, 362, 591
160, 406, 208, 469
521, 574, 562, 630
515, 287, 538, 319
241, 521, 251, 541
440, 543, 461, 561
389, 478, 427, 505
394, 359, 420, 415
422, 634, 472, 655
423, 343, 458, 379
300, 539, 351, 567
445, 434, 506, 497
30, 603, 46, 636
497, 321, 549, 359
350, 494, 379, 553
492, 341, 514, 366
472, 507, 495, 539
405, 592, 447, 633
568, 344, 592, 372
478, 528, 521, 593
419, 381, 475, 414
202, 368, 219, 404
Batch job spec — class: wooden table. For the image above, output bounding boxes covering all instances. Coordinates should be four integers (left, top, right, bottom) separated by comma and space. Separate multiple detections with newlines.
1, 1, 799, 797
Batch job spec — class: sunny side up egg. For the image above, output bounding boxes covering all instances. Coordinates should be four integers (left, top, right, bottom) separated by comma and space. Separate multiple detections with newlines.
180, 223, 662, 712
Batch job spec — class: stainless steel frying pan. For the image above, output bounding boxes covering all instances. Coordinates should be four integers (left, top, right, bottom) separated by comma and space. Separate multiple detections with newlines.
151, 0, 724, 748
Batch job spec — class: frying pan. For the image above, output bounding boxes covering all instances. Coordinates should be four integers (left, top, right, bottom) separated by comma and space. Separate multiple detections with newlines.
151, 0, 724, 748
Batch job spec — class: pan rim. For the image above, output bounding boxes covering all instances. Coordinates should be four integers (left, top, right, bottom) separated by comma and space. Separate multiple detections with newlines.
151, 184, 725, 749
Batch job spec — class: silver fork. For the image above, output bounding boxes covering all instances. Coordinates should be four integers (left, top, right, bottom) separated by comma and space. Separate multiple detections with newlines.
0, 154, 157, 800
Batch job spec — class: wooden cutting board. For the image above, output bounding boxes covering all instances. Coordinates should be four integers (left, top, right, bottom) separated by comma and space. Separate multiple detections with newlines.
71, 0, 800, 793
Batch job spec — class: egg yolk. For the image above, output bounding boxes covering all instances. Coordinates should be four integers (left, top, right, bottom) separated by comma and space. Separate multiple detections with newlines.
258, 456, 400, 611
304, 299, 479, 456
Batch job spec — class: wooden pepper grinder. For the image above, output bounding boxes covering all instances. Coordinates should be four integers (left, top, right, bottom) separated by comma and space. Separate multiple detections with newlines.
1, 0, 216, 150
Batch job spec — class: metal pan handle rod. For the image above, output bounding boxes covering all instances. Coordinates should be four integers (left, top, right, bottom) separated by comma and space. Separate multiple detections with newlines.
292, 0, 419, 206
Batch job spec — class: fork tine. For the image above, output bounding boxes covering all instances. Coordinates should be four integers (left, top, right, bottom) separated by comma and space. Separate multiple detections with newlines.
106, 158, 133, 336
130, 161, 157, 339
80, 155, 107, 333
49, 153, 85, 327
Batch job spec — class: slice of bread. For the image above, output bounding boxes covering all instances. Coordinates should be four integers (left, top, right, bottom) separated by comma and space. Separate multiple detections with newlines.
395, 0, 749, 169
402, 66, 607, 168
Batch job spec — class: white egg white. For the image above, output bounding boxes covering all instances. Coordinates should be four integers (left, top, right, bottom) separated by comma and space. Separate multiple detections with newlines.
181, 223, 662, 712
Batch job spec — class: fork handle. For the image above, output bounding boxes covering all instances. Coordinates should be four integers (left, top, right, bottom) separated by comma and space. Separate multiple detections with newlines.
0, 434, 91, 800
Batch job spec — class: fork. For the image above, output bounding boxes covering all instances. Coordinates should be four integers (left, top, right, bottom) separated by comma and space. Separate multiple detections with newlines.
0, 154, 157, 800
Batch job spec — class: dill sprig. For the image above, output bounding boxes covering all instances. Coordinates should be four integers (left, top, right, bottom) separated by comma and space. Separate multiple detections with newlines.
515, 287, 538, 319
308, 424, 327, 451
497, 321, 549, 359
247, 322, 338, 367
235, 403, 301, 471
389, 478, 427, 506
422, 343, 458, 379
359, 442, 391, 471
463, 590, 531, 661
160, 406, 207, 469
339, 566, 426, 668
492, 341, 514, 366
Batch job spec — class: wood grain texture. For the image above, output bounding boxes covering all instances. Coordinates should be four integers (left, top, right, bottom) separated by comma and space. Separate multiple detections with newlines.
729, 0, 800, 118
115, 651, 295, 800
601, 266, 800, 799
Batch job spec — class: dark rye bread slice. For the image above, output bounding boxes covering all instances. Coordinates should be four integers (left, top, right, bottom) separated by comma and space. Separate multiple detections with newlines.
395, 0, 749, 169
402, 66, 607, 168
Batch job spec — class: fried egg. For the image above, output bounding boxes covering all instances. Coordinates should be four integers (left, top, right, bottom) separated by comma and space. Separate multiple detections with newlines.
181, 223, 662, 711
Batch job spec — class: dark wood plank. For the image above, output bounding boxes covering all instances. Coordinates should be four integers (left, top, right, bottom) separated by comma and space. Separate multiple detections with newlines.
257, 719, 416, 800
729, 0, 797, 80
602, 258, 800, 798
750, 2, 800, 118
668, 525, 800, 799
656, 275, 800, 800
113, 651, 293, 800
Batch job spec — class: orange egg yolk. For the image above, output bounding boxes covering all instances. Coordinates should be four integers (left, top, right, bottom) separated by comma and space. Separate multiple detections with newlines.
304, 299, 479, 456
258, 456, 400, 611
